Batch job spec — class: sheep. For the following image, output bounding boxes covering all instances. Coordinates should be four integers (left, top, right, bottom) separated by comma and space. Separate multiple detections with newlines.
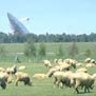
73, 72, 95, 93
0, 78, 6, 89
59, 63, 71, 71
84, 58, 91, 63
63, 58, 77, 69
47, 62, 73, 78
0, 67, 5, 72
57, 59, 63, 65
0, 72, 13, 84
53, 70, 95, 93
0, 71, 14, 89
46, 65, 60, 77
52, 71, 74, 88
18, 65, 26, 71
85, 63, 95, 68
53, 58, 58, 64
90, 59, 96, 64
6, 65, 17, 75
76, 67, 88, 73
32, 73, 47, 80
15, 72, 32, 86
76, 63, 82, 67
84, 58, 96, 68
92, 73, 96, 79
43, 60, 52, 68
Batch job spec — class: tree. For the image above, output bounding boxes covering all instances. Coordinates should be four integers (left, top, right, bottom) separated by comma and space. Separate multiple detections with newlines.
56, 44, 64, 57
84, 49, 91, 57
68, 42, 79, 58
24, 39, 36, 58
38, 43, 46, 57
0, 45, 7, 57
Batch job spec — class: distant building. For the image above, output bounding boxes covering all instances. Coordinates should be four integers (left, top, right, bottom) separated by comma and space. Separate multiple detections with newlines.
7, 12, 29, 35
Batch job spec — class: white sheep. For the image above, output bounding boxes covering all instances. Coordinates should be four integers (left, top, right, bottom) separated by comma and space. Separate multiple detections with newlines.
15, 72, 32, 86
76, 67, 88, 73
73, 72, 95, 93
46, 65, 60, 77
18, 65, 26, 71
32, 73, 47, 80
85, 63, 95, 68
53, 58, 58, 64
63, 58, 77, 69
59, 63, 71, 71
0, 67, 5, 72
57, 59, 63, 65
43, 60, 52, 68
76, 63, 83, 67
0, 72, 13, 84
6, 65, 17, 74
90, 59, 96, 64
52, 71, 74, 88
84, 58, 91, 63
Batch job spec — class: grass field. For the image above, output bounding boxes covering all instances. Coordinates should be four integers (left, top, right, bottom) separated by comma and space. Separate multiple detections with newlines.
0, 63, 96, 96
0, 42, 96, 96
0, 42, 96, 62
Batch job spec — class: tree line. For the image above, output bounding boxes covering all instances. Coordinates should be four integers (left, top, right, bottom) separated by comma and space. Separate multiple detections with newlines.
0, 32, 96, 43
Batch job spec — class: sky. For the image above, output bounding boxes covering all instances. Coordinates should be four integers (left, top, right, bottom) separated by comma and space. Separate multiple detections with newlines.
0, 0, 96, 35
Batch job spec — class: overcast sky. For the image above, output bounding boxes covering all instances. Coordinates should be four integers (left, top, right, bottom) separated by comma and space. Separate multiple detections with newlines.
0, 0, 96, 35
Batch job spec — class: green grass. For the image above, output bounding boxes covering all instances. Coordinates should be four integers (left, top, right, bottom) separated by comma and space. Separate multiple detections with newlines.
0, 62, 96, 96
0, 42, 96, 63
0, 42, 96, 96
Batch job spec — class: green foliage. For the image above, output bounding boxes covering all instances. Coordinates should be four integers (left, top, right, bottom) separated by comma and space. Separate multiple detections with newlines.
68, 42, 79, 58
84, 49, 92, 57
0, 42, 95, 62
0, 45, 7, 56
38, 43, 46, 57
56, 44, 64, 57
1, 32, 96, 43
24, 39, 36, 57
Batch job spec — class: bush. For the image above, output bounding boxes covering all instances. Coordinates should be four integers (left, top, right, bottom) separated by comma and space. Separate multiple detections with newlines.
56, 44, 64, 57
38, 43, 46, 57
24, 40, 36, 58
84, 49, 91, 57
68, 42, 79, 58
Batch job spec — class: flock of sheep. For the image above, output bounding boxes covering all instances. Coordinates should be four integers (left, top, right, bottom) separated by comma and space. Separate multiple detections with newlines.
42, 58, 96, 94
0, 65, 32, 89
0, 57, 96, 94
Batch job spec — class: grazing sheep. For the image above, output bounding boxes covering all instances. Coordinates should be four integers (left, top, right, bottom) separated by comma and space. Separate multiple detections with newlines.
54, 59, 58, 64
90, 59, 95, 63
76, 67, 88, 73
43, 60, 52, 68
52, 71, 74, 88
47, 61, 74, 78
57, 59, 63, 65
0, 71, 14, 89
6, 65, 17, 75
85, 63, 95, 68
73, 72, 95, 93
47, 65, 60, 77
32, 73, 47, 80
0, 67, 5, 72
0, 78, 6, 89
15, 72, 32, 86
59, 63, 71, 71
63, 58, 77, 69
92, 73, 96, 79
18, 65, 26, 71
0, 72, 13, 84
76, 63, 82, 67
84, 58, 91, 63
